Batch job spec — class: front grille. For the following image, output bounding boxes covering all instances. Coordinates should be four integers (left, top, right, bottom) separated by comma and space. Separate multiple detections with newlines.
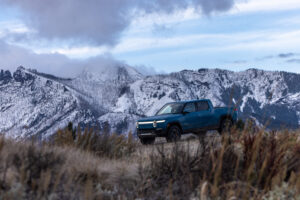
138, 129, 155, 134
138, 123, 154, 129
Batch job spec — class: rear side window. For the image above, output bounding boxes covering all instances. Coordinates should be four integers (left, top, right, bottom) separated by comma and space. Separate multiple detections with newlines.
183, 103, 196, 113
197, 101, 209, 111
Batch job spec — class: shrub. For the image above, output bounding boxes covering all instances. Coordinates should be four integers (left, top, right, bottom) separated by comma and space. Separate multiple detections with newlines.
51, 125, 137, 159
0, 137, 139, 199
0, 140, 66, 199
140, 131, 300, 199
235, 119, 245, 130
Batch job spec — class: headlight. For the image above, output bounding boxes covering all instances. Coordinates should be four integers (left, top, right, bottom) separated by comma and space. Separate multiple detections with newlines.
153, 120, 165, 128
137, 120, 165, 128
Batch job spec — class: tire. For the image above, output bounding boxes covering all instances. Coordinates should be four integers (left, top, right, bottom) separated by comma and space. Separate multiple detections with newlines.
197, 131, 207, 135
166, 125, 182, 142
140, 137, 155, 145
218, 118, 233, 134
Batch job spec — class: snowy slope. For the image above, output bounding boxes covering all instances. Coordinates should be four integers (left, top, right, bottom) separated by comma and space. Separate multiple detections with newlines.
1, 66, 300, 139
0, 67, 94, 139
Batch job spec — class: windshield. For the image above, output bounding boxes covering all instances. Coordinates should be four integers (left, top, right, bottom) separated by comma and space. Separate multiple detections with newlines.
156, 103, 184, 115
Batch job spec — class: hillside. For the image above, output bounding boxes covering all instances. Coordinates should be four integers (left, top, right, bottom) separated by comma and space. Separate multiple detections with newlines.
1, 66, 300, 138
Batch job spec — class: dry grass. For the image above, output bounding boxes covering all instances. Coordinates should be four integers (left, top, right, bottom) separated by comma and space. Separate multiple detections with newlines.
0, 136, 140, 199
140, 130, 300, 199
0, 125, 300, 199
49, 125, 137, 159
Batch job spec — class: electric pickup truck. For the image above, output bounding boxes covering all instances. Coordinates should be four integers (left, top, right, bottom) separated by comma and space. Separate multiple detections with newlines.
136, 99, 237, 144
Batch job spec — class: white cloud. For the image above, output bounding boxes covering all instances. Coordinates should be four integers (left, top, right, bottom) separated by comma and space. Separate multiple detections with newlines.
232, 0, 300, 13
129, 7, 200, 33
35, 46, 109, 60
0, 20, 32, 36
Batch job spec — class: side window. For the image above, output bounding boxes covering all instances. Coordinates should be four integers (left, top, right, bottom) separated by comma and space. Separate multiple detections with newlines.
183, 103, 196, 113
197, 101, 209, 111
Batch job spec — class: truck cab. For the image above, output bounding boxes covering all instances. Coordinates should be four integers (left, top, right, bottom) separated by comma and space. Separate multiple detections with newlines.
136, 99, 237, 144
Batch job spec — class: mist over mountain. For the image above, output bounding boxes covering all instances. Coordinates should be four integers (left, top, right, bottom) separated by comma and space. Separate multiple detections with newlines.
1, 66, 299, 139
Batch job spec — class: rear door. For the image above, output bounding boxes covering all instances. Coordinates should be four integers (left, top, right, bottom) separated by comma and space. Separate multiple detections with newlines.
180, 102, 198, 132
195, 101, 215, 130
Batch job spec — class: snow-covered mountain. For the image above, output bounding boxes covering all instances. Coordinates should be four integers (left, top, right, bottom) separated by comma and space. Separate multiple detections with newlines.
1, 66, 300, 139
112, 68, 300, 129
0, 67, 95, 139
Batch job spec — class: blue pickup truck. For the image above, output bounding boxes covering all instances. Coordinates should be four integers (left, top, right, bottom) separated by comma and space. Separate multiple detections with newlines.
136, 99, 238, 144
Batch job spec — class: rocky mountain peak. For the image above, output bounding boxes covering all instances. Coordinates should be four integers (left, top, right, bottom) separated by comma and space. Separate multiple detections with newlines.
0, 70, 12, 85
77, 65, 143, 84
13, 66, 35, 84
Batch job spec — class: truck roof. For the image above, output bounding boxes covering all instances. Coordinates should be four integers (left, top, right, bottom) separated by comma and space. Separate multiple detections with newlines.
172, 99, 211, 104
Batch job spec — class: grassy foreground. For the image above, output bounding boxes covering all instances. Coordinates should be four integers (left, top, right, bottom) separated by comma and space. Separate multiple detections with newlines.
0, 126, 300, 199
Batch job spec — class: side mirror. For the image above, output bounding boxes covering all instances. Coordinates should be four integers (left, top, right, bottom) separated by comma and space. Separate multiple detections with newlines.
182, 111, 190, 115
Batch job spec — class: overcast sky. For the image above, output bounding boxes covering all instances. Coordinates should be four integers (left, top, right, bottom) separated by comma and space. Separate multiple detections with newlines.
0, 0, 300, 77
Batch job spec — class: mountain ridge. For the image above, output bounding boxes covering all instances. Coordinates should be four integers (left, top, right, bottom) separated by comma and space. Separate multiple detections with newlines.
1, 66, 299, 139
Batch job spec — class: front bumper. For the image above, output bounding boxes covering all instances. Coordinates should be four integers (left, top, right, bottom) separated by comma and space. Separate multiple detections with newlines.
137, 128, 167, 138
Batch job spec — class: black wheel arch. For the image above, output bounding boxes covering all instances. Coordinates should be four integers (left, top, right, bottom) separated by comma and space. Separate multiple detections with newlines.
219, 115, 233, 127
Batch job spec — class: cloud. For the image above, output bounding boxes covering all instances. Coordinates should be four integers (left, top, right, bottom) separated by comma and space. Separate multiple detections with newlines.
0, 0, 235, 46
232, 60, 247, 64
257, 52, 298, 61
256, 55, 274, 61
278, 53, 296, 58
193, 0, 234, 14
134, 65, 166, 75
0, 40, 126, 77
152, 24, 175, 37
0, 39, 159, 77
234, 52, 299, 65
0, 40, 85, 77
286, 59, 300, 63
232, 0, 300, 14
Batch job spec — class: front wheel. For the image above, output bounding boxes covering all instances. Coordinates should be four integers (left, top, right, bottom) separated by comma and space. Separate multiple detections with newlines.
196, 131, 207, 136
218, 118, 233, 134
140, 137, 155, 145
166, 125, 182, 142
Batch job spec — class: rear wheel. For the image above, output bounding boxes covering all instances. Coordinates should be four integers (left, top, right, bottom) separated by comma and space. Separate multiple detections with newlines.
166, 125, 182, 142
140, 137, 155, 145
218, 118, 233, 134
